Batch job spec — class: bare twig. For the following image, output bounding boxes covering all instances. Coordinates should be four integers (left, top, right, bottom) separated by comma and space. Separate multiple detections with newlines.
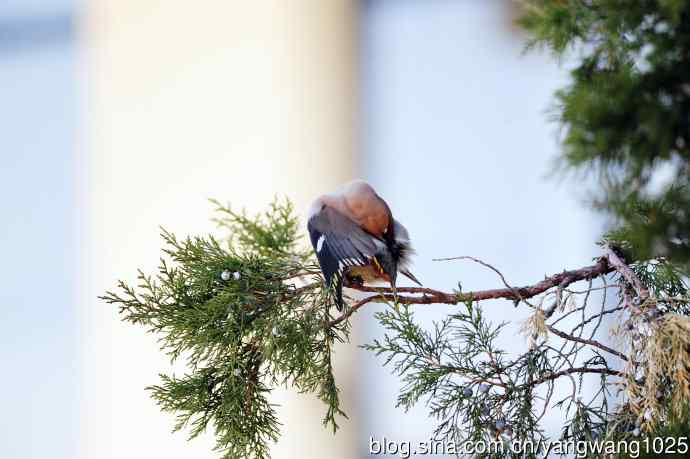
521, 367, 623, 389
546, 324, 629, 362
433, 255, 524, 302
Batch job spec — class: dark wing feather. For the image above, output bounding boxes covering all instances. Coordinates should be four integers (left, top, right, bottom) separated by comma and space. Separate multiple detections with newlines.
308, 205, 379, 309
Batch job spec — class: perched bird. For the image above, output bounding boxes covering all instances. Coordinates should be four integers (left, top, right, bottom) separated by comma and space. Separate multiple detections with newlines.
307, 180, 421, 310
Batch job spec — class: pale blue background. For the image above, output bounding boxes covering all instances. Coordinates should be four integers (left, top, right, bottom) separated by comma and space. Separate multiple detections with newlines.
359, 1, 600, 457
0, 1, 78, 458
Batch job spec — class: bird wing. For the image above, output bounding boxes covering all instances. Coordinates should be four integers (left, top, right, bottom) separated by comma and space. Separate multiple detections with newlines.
307, 205, 381, 309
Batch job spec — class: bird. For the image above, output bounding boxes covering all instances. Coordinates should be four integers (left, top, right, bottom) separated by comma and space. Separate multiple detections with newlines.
307, 179, 421, 310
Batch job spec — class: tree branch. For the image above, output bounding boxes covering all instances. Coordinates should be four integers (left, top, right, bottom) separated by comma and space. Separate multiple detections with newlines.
521, 366, 623, 389
603, 243, 650, 300
329, 257, 613, 326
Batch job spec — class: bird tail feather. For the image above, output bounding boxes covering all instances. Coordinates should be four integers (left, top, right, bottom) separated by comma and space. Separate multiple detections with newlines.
400, 268, 422, 286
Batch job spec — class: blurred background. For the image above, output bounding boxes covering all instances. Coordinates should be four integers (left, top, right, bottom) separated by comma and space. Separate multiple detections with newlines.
0, 1, 601, 458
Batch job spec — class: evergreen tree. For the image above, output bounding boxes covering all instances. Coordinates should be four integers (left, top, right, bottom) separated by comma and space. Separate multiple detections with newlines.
520, 0, 690, 271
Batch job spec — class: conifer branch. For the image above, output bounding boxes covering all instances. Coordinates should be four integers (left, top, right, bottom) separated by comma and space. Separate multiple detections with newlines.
521, 367, 623, 389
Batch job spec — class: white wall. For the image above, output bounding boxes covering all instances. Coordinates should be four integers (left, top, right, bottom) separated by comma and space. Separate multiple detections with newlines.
81, 2, 360, 458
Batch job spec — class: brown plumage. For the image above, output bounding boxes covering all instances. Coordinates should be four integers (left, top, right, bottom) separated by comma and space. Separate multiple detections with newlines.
307, 180, 421, 309
318, 180, 391, 238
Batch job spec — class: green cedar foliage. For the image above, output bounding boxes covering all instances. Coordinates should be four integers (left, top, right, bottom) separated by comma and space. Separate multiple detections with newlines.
519, 0, 690, 271
101, 199, 348, 459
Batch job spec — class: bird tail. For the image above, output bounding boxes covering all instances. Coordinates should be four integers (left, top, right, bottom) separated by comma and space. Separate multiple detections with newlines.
400, 268, 422, 286
334, 275, 344, 311
388, 227, 421, 286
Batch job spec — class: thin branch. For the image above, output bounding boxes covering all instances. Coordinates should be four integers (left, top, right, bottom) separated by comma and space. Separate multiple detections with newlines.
521, 367, 623, 389
546, 324, 629, 362
571, 305, 624, 334
433, 255, 525, 303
